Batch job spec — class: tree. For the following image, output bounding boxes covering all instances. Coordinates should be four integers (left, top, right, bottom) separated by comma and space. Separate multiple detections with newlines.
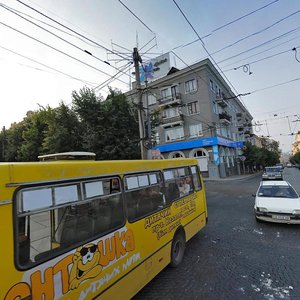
17, 109, 49, 161
290, 152, 300, 164
242, 139, 281, 170
42, 102, 83, 154
72, 87, 141, 160
3, 121, 26, 162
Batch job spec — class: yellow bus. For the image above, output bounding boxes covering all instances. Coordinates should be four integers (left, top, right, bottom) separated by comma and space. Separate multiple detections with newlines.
1, 153, 208, 300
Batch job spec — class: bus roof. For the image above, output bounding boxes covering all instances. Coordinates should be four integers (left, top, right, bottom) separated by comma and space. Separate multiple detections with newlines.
38, 152, 96, 161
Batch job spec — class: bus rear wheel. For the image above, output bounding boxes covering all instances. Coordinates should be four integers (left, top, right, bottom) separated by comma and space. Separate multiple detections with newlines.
170, 233, 185, 267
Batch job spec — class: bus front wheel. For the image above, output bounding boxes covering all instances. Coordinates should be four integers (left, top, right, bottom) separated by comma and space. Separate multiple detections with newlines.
170, 233, 185, 267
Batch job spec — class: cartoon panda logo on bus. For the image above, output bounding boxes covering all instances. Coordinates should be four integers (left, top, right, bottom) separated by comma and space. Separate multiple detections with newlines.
4, 228, 135, 300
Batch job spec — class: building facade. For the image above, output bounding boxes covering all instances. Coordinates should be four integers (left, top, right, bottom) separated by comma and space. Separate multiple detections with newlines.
292, 131, 300, 155
128, 58, 253, 178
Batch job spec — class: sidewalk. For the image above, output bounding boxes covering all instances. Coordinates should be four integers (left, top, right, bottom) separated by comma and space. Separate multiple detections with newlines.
203, 171, 262, 182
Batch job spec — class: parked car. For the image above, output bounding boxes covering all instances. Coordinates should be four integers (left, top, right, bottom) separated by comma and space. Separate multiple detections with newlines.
262, 166, 283, 180
254, 180, 300, 224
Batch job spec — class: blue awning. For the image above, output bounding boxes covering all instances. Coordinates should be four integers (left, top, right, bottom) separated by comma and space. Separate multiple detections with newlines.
153, 137, 244, 153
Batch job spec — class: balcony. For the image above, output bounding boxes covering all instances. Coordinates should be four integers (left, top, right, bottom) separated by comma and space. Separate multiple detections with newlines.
158, 93, 181, 107
219, 112, 232, 125
161, 114, 184, 125
215, 96, 228, 108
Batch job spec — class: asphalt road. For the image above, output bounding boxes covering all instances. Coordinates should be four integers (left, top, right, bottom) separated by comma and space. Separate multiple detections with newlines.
134, 167, 300, 300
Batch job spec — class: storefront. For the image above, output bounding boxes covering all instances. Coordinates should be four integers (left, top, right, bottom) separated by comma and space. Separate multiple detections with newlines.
153, 137, 244, 179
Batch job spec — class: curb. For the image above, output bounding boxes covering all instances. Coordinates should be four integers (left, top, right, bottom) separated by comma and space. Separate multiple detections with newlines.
203, 172, 262, 182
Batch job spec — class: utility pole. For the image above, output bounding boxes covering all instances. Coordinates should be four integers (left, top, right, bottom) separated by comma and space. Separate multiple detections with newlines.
133, 47, 147, 159
145, 79, 153, 159
1, 126, 5, 160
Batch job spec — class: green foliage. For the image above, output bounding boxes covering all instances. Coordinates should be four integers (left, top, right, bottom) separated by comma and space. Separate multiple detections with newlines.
3, 122, 27, 161
1, 87, 141, 161
17, 110, 49, 161
290, 152, 300, 164
72, 87, 140, 160
42, 103, 83, 154
243, 140, 281, 167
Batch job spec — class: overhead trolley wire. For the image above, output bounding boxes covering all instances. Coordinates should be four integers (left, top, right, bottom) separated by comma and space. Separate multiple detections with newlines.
118, 0, 155, 35
0, 3, 99, 48
93, 61, 133, 92
224, 46, 300, 72
172, 0, 248, 109
222, 34, 300, 68
0, 3, 133, 80
250, 76, 300, 94
172, 0, 279, 49
213, 8, 300, 56
16, 0, 130, 61
0, 44, 97, 86
0, 21, 129, 86
217, 25, 300, 64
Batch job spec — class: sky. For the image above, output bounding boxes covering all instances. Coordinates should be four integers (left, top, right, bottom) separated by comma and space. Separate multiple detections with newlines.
0, 0, 300, 154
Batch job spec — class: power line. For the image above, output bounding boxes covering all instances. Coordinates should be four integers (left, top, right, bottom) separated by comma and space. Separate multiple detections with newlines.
217, 25, 300, 64
172, 0, 248, 109
213, 8, 300, 56
0, 44, 97, 86
222, 34, 300, 68
16, 0, 130, 61
1, 3, 133, 80
172, 0, 279, 49
118, 0, 155, 34
0, 3, 100, 48
93, 62, 133, 92
251, 76, 300, 94
0, 21, 130, 86
140, 36, 157, 52
172, 0, 205, 46
224, 46, 300, 72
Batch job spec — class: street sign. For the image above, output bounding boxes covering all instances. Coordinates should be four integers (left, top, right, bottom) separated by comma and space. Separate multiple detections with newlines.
239, 155, 246, 161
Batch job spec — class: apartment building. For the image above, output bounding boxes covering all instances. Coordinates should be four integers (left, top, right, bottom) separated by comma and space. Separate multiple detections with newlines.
128, 58, 253, 178
292, 131, 300, 155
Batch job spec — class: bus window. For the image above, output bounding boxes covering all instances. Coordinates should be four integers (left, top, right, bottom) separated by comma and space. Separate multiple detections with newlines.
16, 177, 125, 268
163, 167, 193, 201
191, 165, 202, 191
125, 172, 165, 222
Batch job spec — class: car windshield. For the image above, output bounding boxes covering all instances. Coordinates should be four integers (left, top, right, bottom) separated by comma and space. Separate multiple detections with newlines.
265, 167, 281, 173
258, 186, 299, 198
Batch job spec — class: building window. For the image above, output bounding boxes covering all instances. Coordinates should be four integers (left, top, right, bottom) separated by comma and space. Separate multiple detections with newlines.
210, 80, 214, 92
162, 107, 180, 118
212, 101, 218, 114
171, 85, 179, 98
189, 124, 203, 138
161, 88, 169, 100
154, 132, 160, 144
148, 94, 156, 105
187, 101, 200, 115
165, 126, 184, 142
169, 152, 185, 159
185, 79, 197, 93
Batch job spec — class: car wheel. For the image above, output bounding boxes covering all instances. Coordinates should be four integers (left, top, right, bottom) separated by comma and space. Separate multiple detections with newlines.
255, 216, 263, 223
170, 233, 185, 267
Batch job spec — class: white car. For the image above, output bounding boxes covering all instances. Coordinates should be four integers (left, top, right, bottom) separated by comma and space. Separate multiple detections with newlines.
262, 166, 283, 180
254, 180, 300, 224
